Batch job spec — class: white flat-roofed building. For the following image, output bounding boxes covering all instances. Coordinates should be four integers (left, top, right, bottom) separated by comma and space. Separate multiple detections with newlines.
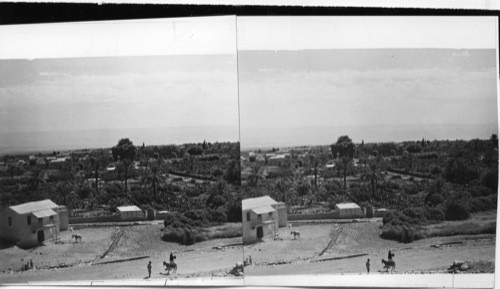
117, 205, 145, 221
0, 199, 68, 247
335, 202, 365, 218
242, 196, 287, 244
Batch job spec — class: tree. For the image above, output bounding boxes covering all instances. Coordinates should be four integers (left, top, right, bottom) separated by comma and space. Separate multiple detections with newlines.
360, 160, 383, 198
143, 164, 165, 201
29, 168, 46, 200
331, 135, 356, 190
490, 134, 498, 148
248, 167, 264, 188
111, 138, 137, 193
309, 153, 319, 192
89, 157, 100, 197
224, 159, 241, 185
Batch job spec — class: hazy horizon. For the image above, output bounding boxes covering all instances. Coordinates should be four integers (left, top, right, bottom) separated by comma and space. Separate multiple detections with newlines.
0, 55, 240, 155
0, 125, 239, 155
239, 49, 498, 149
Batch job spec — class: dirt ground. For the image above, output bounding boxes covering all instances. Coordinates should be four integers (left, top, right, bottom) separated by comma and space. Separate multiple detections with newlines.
0, 223, 243, 284
244, 213, 496, 276
0, 227, 117, 272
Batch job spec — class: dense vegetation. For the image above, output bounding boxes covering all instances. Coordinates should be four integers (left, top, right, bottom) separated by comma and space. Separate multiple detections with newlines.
0, 139, 242, 245
241, 135, 498, 243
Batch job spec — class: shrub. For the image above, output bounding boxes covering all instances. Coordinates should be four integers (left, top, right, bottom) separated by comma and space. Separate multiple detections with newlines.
468, 195, 497, 213
380, 225, 402, 241
427, 193, 445, 206
467, 185, 492, 198
427, 206, 445, 222
481, 170, 498, 192
380, 225, 424, 243
211, 168, 224, 177
430, 166, 442, 176
445, 201, 470, 221
402, 207, 429, 225
382, 211, 406, 226
225, 201, 242, 222
162, 228, 206, 245
163, 212, 194, 229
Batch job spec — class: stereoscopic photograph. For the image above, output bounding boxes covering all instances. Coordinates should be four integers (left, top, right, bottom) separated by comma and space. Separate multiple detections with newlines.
0, 17, 244, 285
238, 17, 498, 287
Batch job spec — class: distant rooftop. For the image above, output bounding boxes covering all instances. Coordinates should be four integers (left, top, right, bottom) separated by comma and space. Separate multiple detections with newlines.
251, 205, 276, 215
242, 196, 277, 211
335, 203, 361, 210
117, 205, 142, 212
10, 199, 59, 214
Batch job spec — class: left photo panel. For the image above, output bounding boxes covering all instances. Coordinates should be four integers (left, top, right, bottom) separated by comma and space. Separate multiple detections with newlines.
0, 17, 243, 285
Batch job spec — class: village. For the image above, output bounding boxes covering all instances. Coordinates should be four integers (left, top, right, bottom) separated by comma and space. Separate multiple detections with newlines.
0, 139, 244, 283
240, 136, 497, 276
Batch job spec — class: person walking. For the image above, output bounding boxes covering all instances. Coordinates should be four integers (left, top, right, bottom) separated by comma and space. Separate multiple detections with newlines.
170, 252, 176, 264
147, 261, 152, 278
366, 259, 370, 274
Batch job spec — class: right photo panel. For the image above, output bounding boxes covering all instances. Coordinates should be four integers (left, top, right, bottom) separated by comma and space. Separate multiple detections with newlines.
238, 16, 498, 287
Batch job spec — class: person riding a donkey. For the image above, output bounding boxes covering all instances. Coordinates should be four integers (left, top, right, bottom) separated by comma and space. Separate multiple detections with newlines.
170, 251, 176, 264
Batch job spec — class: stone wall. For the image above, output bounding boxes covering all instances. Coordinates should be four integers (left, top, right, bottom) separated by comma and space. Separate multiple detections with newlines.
69, 214, 121, 224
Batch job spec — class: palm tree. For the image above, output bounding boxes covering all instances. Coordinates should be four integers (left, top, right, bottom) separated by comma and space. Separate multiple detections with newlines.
360, 161, 383, 198
276, 178, 298, 212
143, 165, 165, 201
29, 168, 47, 200
90, 157, 100, 197
248, 167, 264, 188
309, 154, 319, 192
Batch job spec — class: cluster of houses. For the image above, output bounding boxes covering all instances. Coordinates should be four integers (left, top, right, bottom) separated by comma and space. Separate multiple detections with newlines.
242, 196, 377, 244
0, 199, 149, 247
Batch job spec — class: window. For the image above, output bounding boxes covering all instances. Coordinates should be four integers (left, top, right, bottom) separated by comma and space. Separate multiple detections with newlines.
8, 217, 12, 227
257, 214, 262, 220
27, 216, 31, 225
269, 212, 273, 217
246, 212, 250, 221
49, 216, 54, 222
38, 218, 43, 226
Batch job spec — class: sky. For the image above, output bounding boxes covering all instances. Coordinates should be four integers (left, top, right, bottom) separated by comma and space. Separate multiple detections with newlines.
0, 55, 239, 153
0, 17, 239, 154
237, 17, 499, 149
0, 16, 498, 152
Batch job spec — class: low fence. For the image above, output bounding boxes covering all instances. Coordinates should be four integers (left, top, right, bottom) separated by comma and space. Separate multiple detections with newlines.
288, 209, 389, 221
386, 167, 433, 179
69, 214, 121, 224
288, 211, 339, 221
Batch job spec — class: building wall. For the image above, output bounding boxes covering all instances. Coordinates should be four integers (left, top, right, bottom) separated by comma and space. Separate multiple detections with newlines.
338, 207, 364, 218
0, 208, 60, 248
273, 203, 288, 227
58, 206, 69, 231
119, 210, 145, 221
242, 209, 278, 244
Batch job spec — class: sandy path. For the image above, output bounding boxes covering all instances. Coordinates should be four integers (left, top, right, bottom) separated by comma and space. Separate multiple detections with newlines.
0, 241, 243, 284
244, 220, 495, 276
245, 238, 494, 276
0, 223, 244, 284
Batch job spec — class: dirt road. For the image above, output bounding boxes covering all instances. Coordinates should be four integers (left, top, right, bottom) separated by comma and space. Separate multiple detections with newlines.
0, 224, 244, 284
244, 219, 495, 276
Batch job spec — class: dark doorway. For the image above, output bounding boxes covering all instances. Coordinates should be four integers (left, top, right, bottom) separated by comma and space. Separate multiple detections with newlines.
257, 226, 263, 239
37, 230, 44, 243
